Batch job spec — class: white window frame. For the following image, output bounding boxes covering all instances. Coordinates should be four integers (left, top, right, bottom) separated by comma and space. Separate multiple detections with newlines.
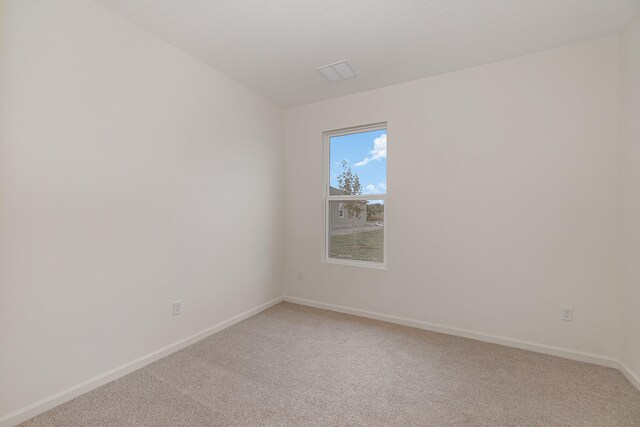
323, 122, 387, 269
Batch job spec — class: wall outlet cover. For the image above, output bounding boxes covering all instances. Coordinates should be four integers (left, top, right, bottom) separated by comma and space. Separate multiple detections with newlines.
173, 300, 182, 316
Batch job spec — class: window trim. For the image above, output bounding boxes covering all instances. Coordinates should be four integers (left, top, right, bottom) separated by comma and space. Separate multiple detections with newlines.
323, 122, 387, 269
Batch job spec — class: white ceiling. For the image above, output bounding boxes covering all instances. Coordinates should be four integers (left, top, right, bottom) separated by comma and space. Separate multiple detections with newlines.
95, 0, 640, 107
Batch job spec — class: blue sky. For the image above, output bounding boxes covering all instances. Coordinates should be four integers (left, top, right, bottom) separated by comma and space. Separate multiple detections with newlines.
329, 129, 387, 194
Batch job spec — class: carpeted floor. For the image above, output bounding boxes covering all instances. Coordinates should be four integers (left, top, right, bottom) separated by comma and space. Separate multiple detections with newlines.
22, 302, 640, 426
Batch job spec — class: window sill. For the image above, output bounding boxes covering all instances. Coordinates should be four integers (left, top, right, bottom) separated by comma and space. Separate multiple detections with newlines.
323, 257, 387, 270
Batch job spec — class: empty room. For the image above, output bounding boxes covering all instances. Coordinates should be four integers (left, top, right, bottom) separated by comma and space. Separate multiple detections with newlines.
2, 0, 640, 425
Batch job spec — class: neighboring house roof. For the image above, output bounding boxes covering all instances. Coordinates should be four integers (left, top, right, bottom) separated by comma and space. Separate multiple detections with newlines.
329, 186, 368, 198
329, 186, 348, 196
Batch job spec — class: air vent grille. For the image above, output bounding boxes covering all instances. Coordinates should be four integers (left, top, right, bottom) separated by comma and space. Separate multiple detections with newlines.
316, 61, 356, 82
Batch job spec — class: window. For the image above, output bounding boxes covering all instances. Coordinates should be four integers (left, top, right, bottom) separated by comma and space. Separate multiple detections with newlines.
325, 123, 386, 267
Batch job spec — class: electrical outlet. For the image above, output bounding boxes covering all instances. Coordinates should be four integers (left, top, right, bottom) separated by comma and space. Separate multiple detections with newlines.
561, 306, 573, 321
297, 271, 303, 281
173, 300, 182, 316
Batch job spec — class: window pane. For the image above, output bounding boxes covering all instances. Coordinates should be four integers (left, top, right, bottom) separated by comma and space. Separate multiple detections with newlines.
329, 200, 384, 263
329, 129, 386, 196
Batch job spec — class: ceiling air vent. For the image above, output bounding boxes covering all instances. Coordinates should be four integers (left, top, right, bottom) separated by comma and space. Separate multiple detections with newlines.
316, 61, 356, 82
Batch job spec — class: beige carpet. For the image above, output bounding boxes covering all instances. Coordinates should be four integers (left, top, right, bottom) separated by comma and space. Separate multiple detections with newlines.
22, 302, 640, 426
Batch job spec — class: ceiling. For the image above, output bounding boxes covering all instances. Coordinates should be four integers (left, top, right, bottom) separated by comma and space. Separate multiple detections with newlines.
95, 0, 640, 107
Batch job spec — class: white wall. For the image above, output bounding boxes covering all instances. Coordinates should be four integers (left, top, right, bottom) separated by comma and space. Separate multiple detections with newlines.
620, 14, 640, 382
0, 0, 283, 419
284, 36, 621, 359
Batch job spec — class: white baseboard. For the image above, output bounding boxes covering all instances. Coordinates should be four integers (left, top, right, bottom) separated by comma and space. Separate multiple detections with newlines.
0, 296, 284, 427
3, 295, 638, 427
283, 296, 621, 369
618, 361, 640, 391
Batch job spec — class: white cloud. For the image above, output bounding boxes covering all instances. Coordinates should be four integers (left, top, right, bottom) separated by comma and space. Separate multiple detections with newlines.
363, 183, 387, 194
355, 134, 386, 167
